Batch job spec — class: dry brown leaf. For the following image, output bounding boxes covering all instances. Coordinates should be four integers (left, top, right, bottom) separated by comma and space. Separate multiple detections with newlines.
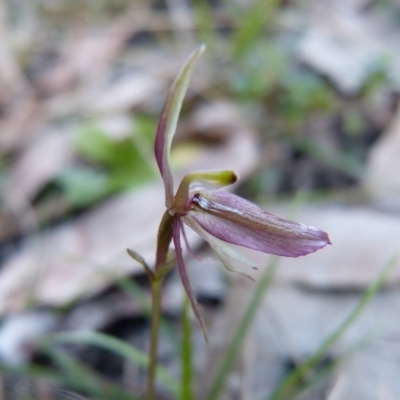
275, 205, 400, 288
0, 98, 42, 152
328, 352, 400, 400
4, 130, 73, 201
0, 186, 164, 314
0, 311, 57, 366
175, 102, 259, 178
0, 130, 73, 242
87, 73, 165, 114
34, 4, 150, 95
96, 113, 133, 140
296, 3, 400, 94
364, 104, 400, 209
181, 101, 247, 141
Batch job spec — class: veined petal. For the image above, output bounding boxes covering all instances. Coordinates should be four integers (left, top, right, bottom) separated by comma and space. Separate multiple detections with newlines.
189, 190, 331, 257
154, 45, 205, 207
183, 215, 259, 271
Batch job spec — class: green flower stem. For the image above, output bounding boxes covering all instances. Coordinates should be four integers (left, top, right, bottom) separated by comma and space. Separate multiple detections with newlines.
147, 276, 163, 400
146, 211, 175, 400
155, 211, 174, 271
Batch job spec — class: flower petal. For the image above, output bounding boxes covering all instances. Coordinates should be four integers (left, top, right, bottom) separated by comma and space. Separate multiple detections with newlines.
154, 45, 205, 207
172, 218, 209, 346
189, 190, 331, 257
183, 215, 259, 272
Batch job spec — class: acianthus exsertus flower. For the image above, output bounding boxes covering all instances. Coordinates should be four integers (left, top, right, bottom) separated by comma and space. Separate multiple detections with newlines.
154, 45, 330, 339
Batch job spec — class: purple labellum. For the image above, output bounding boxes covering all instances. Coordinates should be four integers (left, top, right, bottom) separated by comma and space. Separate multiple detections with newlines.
188, 190, 330, 257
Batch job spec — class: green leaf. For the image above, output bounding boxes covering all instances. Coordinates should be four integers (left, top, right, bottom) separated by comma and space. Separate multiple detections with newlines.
231, 0, 281, 57
57, 166, 112, 207
75, 122, 154, 192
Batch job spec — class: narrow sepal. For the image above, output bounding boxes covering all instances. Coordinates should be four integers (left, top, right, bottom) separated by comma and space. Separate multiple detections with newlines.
180, 223, 204, 262
172, 218, 209, 347
154, 45, 205, 207
127, 248, 154, 280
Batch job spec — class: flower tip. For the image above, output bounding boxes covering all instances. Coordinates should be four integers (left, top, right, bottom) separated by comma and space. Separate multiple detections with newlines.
230, 171, 240, 184
316, 228, 331, 246
300, 228, 331, 256
326, 234, 332, 246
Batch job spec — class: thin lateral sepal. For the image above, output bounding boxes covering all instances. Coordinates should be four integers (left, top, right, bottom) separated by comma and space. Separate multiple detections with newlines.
172, 218, 210, 348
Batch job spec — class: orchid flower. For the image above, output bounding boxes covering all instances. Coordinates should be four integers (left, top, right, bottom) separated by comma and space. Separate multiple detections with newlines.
154, 45, 330, 341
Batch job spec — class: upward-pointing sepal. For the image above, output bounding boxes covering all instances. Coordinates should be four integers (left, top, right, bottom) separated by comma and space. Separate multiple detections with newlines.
154, 45, 206, 208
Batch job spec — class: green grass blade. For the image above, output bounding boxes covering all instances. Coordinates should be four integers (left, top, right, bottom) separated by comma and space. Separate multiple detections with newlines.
289, 136, 364, 181
112, 271, 152, 313
291, 325, 380, 400
206, 256, 280, 400
267, 254, 398, 400
42, 344, 137, 400
230, 0, 281, 57
43, 345, 103, 398
50, 331, 179, 396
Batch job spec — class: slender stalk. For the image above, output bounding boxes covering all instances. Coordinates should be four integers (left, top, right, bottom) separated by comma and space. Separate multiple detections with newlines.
147, 277, 163, 400
146, 211, 174, 399
155, 211, 174, 270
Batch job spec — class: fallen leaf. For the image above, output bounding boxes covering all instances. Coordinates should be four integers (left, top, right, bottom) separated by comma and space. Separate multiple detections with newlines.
296, 4, 400, 95
364, 104, 400, 209
87, 73, 165, 114
5, 130, 74, 201
275, 205, 400, 288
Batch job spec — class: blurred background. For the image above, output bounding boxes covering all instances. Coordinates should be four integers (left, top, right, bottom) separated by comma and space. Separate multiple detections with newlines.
0, 0, 400, 399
